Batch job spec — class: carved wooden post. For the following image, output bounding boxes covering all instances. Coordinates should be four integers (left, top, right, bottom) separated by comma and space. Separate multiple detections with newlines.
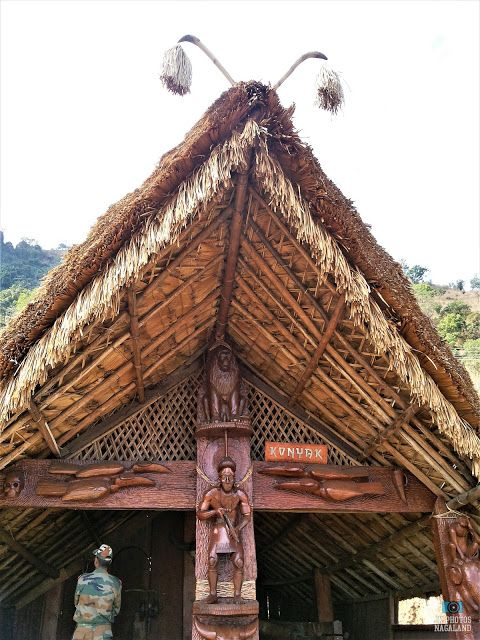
431, 498, 479, 640
193, 339, 258, 640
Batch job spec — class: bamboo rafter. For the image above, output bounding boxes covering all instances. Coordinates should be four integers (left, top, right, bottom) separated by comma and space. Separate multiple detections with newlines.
28, 399, 60, 456
127, 287, 145, 402
360, 404, 420, 461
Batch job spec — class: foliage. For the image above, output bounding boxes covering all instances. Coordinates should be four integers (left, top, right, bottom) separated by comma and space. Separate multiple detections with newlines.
401, 260, 429, 284
471, 275, 480, 290
0, 285, 36, 328
439, 301, 471, 318
449, 279, 465, 292
437, 312, 466, 346
0, 232, 67, 328
0, 232, 63, 290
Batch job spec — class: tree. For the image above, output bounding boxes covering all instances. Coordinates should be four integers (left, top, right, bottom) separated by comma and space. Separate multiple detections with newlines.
449, 279, 465, 292
437, 313, 467, 346
401, 262, 429, 284
471, 275, 480, 290
439, 301, 471, 318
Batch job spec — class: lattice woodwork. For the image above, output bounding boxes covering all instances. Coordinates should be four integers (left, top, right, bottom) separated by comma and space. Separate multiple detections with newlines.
71, 374, 354, 465
248, 386, 354, 465
71, 373, 201, 461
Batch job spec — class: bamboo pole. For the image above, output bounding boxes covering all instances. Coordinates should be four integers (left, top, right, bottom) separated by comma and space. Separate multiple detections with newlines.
127, 287, 145, 402
446, 484, 480, 510
290, 294, 345, 403
28, 399, 60, 456
360, 404, 419, 461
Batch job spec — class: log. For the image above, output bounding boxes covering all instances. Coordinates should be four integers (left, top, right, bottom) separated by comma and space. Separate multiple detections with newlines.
0, 526, 59, 579
216, 163, 250, 336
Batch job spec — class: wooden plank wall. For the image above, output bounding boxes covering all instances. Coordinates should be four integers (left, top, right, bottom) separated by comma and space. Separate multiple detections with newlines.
335, 597, 392, 640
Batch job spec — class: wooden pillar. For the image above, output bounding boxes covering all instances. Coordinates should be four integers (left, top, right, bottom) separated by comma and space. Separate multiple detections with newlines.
192, 343, 258, 640
183, 512, 196, 640
431, 498, 479, 640
41, 583, 63, 640
314, 569, 333, 623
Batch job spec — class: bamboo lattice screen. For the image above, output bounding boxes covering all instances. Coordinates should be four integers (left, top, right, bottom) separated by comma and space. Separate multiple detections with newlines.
71, 373, 354, 465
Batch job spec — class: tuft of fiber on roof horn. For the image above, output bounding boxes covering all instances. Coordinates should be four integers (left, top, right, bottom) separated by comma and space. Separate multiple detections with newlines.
160, 44, 192, 96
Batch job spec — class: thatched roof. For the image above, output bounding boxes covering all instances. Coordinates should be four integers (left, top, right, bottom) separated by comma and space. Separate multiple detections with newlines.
0, 81, 479, 609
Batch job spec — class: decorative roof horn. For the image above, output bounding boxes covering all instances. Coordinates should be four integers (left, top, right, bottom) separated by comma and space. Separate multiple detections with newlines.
160, 34, 344, 114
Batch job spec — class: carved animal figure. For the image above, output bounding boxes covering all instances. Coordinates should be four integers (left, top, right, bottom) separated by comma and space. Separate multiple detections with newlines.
204, 341, 244, 422
2, 470, 24, 498
446, 516, 480, 615
194, 617, 257, 640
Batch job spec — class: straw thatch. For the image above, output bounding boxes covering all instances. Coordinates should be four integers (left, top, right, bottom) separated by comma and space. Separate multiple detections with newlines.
0, 83, 479, 478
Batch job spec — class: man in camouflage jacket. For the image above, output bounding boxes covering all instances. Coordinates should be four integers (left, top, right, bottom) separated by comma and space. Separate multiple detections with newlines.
73, 544, 122, 640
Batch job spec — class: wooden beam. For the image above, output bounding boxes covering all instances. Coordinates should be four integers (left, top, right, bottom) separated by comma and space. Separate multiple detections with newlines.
241, 232, 465, 494
324, 515, 431, 574
0, 460, 196, 510
257, 514, 305, 558
250, 194, 471, 481
253, 463, 435, 513
61, 358, 202, 457
314, 570, 333, 623
216, 166, 250, 336
290, 295, 344, 403
241, 365, 361, 460
0, 526, 59, 579
359, 404, 419, 462
80, 511, 101, 547
12, 511, 142, 609
446, 484, 480, 510
28, 400, 60, 456
127, 287, 145, 402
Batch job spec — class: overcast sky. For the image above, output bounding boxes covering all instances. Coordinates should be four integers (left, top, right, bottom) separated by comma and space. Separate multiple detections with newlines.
1, 0, 479, 286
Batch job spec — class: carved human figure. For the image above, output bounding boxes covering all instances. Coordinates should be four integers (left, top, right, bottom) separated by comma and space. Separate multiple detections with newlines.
197, 457, 251, 603
2, 470, 24, 498
446, 516, 480, 615
194, 616, 257, 639
203, 341, 246, 422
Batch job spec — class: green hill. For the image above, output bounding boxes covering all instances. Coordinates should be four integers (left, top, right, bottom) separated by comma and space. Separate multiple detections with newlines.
0, 231, 67, 328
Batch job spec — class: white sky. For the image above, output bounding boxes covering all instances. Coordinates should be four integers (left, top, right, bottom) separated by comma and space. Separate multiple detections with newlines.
1, 0, 479, 287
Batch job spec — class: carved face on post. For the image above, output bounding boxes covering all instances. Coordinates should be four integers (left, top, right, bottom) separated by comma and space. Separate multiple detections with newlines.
3, 470, 24, 498
220, 468, 235, 493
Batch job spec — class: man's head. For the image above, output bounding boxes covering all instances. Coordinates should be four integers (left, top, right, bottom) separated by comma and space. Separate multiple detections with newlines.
218, 456, 236, 493
93, 544, 113, 568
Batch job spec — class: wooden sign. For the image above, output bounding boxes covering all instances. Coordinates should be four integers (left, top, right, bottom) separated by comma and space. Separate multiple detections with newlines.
265, 442, 327, 463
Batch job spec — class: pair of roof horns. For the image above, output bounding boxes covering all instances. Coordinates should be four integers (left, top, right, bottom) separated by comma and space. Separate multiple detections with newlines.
160, 34, 344, 114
